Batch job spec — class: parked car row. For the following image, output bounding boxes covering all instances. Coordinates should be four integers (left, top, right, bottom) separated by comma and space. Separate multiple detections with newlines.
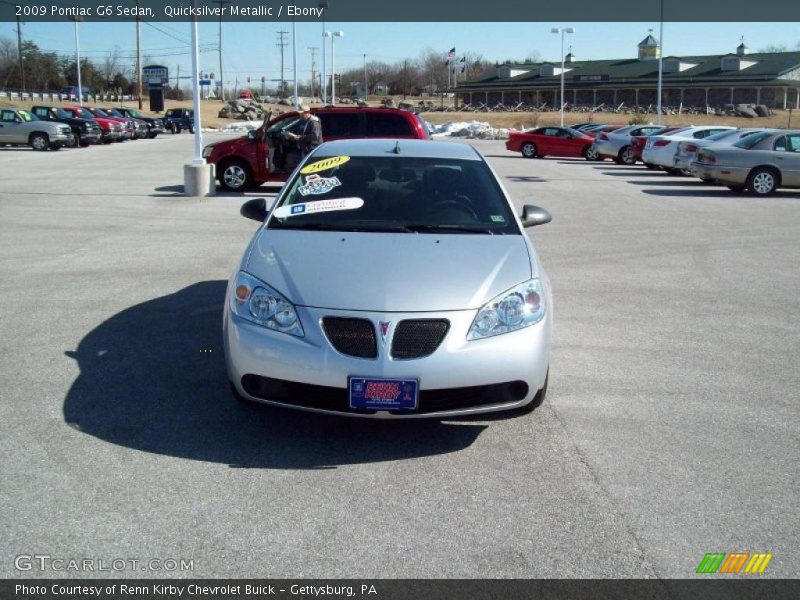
0, 105, 173, 150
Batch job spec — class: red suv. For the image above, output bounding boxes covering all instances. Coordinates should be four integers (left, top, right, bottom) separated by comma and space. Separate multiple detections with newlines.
203, 107, 430, 191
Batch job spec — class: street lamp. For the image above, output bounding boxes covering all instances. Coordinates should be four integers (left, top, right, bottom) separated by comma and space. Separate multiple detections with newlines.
69, 16, 83, 106
551, 26, 575, 126
324, 30, 344, 105
319, 0, 328, 103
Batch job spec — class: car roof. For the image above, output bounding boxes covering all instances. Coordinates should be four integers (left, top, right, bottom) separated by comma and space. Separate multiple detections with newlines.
313, 138, 482, 161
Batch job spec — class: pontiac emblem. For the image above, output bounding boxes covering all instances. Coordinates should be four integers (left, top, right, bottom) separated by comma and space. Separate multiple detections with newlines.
379, 321, 391, 345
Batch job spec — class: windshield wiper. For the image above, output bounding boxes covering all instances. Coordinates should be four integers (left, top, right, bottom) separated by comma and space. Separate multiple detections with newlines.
270, 222, 413, 233
405, 224, 496, 234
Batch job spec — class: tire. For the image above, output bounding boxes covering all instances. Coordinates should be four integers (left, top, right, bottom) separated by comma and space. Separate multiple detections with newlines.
618, 145, 636, 165
613, 157, 624, 165
644, 162, 659, 170
727, 184, 746, 192
188, 125, 195, 134
66, 131, 79, 148
679, 169, 693, 177
521, 142, 537, 158
521, 369, 549, 414
219, 159, 252, 192
746, 167, 779, 196
173, 124, 181, 134
663, 167, 681, 175
30, 132, 49, 151
583, 145, 599, 161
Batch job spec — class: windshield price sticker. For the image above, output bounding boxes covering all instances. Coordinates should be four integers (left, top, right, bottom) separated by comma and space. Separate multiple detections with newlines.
300, 155, 350, 175
273, 197, 364, 218
298, 174, 342, 196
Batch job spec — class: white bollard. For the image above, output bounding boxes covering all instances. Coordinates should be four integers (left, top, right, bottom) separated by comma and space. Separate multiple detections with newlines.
183, 162, 216, 197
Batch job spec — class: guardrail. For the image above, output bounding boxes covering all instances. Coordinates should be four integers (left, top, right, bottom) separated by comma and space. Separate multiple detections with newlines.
1, 90, 138, 103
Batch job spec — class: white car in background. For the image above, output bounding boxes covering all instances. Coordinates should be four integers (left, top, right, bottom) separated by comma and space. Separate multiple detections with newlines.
642, 126, 735, 173
674, 128, 774, 178
594, 124, 665, 164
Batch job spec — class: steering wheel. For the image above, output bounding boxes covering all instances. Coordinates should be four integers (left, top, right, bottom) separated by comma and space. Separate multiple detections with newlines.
428, 199, 479, 222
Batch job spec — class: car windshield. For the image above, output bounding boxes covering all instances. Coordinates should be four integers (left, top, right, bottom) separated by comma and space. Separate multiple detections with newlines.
76, 108, 94, 119
107, 109, 124, 117
267, 116, 301, 133
564, 127, 585, 137
706, 129, 740, 142
54, 108, 72, 119
17, 110, 38, 122
734, 132, 770, 149
92, 108, 111, 117
268, 155, 519, 235
127, 109, 141, 117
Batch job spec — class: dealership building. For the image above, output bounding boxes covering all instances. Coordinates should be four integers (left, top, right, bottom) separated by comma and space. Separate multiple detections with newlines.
454, 36, 800, 110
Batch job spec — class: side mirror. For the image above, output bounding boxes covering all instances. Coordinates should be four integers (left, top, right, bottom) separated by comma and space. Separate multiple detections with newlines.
246, 129, 257, 141
14, 117, 22, 123
520, 204, 552, 228
240, 198, 269, 222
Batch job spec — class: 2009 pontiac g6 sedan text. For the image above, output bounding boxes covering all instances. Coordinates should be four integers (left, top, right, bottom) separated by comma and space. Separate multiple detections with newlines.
224, 139, 553, 418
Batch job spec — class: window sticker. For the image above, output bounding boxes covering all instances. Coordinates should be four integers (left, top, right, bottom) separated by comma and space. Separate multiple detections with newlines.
298, 174, 342, 196
490, 215, 506, 222
300, 155, 350, 175
273, 197, 364, 218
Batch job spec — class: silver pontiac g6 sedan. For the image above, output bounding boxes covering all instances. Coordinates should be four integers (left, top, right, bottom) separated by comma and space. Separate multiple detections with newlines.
224, 139, 553, 418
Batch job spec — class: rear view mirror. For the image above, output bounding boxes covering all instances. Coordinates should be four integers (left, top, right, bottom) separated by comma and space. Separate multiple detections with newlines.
520, 205, 552, 228
240, 198, 269, 222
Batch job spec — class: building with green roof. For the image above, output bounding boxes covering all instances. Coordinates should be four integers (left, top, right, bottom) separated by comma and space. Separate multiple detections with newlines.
454, 36, 800, 111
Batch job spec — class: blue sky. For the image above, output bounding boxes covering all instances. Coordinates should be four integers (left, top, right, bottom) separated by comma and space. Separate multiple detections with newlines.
3, 21, 799, 86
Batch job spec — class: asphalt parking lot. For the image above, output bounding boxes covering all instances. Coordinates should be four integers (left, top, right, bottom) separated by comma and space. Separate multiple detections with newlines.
1, 133, 798, 579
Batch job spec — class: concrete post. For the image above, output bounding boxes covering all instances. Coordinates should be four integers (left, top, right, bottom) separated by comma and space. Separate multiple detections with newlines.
730, 87, 734, 104
484, 91, 488, 104
184, 163, 216, 197
756, 87, 761, 105
784, 87, 788, 109
705, 88, 709, 108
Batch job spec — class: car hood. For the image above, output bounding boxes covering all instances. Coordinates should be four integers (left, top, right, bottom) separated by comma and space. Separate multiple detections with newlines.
207, 135, 252, 154
247, 230, 534, 311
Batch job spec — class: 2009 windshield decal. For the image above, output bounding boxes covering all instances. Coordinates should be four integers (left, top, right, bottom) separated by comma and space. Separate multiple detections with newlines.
273, 197, 364, 218
300, 156, 350, 175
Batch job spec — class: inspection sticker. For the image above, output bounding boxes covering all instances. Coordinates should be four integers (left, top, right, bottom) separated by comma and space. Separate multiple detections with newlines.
273, 197, 364, 218
490, 215, 506, 222
298, 174, 342, 196
300, 155, 350, 175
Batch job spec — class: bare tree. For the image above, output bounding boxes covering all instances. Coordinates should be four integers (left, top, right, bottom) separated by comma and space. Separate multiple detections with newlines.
101, 47, 121, 88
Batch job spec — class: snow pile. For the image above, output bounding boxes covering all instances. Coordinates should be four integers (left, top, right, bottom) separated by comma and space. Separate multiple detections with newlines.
431, 120, 509, 140
203, 120, 263, 133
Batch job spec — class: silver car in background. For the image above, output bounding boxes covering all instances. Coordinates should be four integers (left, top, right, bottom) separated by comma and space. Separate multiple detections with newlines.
224, 139, 553, 418
674, 128, 773, 177
0, 107, 72, 151
594, 124, 665, 164
691, 130, 800, 195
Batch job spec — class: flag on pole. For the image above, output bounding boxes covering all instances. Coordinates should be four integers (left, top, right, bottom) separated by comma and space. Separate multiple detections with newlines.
444, 47, 455, 66
459, 56, 466, 73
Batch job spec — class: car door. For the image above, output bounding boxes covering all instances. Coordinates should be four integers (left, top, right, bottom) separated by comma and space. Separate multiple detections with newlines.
773, 134, 800, 186
539, 128, 561, 154
0, 110, 24, 143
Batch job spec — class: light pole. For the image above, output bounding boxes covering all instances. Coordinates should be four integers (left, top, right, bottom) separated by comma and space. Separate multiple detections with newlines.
324, 30, 343, 105
551, 26, 575, 127
363, 53, 367, 98
319, 0, 328, 103
656, 0, 664, 124
292, 19, 298, 108
70, 17, 83, 106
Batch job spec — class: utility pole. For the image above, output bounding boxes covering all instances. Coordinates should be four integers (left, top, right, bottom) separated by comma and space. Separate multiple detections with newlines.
276, 30, 288, 98
309, 47, 318, 99
15, 15, 25, 92
292, 20, 298, 107
135, 0, 142, 108
176, 64, 180, 96
363, 53, 367, 98
212, 0, 231, 101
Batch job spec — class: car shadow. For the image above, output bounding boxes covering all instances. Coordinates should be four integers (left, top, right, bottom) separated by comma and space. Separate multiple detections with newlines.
62, 281, 486, 469
626, 179, 709, 187
596, 170, 667, 177
506, 176, 544, 183
150, 185, 279, 199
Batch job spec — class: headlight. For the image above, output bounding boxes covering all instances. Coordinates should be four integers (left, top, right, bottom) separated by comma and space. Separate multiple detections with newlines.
83, 122, 92, 129
467, 279, 545, 340
230, 271, 303, 337
202, 145, 213, 158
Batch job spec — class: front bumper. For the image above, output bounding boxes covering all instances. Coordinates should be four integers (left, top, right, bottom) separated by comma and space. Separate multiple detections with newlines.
102, 130, 122, 141
690, 162, 750, 185
224, 300, 552, 419
82, 130, 102, 143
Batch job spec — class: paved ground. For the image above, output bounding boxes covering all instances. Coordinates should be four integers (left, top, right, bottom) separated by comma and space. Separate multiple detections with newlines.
1, 134, 798, 579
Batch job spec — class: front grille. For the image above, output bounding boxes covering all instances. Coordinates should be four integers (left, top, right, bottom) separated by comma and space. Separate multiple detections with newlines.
391, 319, 449, 359
322, 317, 377, 359
241, 375, 529, 414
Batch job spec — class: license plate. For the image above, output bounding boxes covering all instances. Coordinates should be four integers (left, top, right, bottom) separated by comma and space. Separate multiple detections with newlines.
349, 377, 418, 411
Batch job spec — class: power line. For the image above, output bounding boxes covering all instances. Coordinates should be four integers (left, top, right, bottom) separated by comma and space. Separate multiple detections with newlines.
276, 30, 288, 97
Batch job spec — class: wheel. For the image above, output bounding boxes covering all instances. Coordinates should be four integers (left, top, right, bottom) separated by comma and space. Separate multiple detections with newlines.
583, 145, 599, 161
521, 142, 537, 158
679, 168, 693, 177
188, 125, 195, 134
30, 133, 49, 151
521, 369, 548, 414
644, 162, 659, 170
173, 124, 181, 134
726, 184, 746, 192
746, 167, 779, 196
219, 159, 252, 192
66, 131, 79, 148
663, 167, 681, 175
613, 157, 624, 165
618, 145, 636, 165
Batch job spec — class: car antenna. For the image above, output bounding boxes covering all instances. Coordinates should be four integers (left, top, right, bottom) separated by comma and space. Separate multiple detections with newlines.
393, 141, 401, 154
